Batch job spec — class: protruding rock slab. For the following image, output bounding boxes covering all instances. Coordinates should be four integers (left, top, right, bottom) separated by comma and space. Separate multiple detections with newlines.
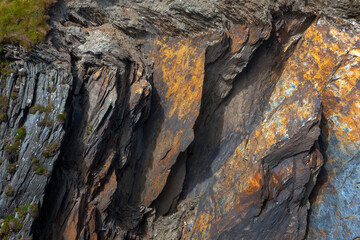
184, 76, 322, 239
305, 22, 360, 240
135, 36, 207, 207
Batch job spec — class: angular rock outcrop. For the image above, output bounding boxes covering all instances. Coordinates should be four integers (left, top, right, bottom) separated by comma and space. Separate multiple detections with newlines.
0, 0, 359, 239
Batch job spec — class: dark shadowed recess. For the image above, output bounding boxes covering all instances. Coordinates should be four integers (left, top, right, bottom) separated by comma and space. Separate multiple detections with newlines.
181, 13, 316, 201
31, 50, 135, 239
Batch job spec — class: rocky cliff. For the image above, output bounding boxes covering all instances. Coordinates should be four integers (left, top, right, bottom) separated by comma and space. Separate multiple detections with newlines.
0, 0, 359, 239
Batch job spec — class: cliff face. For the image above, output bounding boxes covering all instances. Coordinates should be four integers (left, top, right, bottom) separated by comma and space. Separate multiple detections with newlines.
0, 0, 359, 239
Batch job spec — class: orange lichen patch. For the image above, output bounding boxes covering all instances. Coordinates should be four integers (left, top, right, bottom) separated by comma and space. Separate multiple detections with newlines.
266, 19, 360, 117
187, 154, 264, 239
186, 21, 329, 238
152, 37, 205, 120
187, 81, 320, 237
228, 24, 249, 53
183, 197, 215, 240
141, 36, 207, 207
286, 19, 360, 239
244, 171, 262, 193
244, 84, 320, 163
322, 52, 360, 149
248, 26, 271, 45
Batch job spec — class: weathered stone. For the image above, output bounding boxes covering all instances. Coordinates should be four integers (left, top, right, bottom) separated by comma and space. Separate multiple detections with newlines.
0, 0, 359, 239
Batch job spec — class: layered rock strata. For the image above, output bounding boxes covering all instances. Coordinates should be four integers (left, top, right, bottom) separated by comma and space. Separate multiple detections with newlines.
0, 0, 359, 239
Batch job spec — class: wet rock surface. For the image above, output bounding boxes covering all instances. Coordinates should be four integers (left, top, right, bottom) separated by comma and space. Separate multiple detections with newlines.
0, 0, 359, 239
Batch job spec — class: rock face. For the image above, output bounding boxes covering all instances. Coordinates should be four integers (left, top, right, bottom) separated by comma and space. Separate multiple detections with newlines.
0, 0, 359, 239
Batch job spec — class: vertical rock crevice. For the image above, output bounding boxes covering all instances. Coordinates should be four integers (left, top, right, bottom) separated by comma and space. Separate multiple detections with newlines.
137, 11, 321, 240
1, 1, 359, 239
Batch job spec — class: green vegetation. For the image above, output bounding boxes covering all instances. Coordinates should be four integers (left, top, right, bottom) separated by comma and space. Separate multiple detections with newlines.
32, 157, 46, 175
10, 92, 17, 100
37, 115, 53, 129
56, 112, 66, 123
34, 166, 46, 175
4, 140, 21, 152
0, 0, 53, 50
0, 215, 15, 238
0, 113, 7, 122
42, 140, 59, 158
4, 126, 26, 154
4, 185, 14, 197
16, 126, 26, 140
32, 157, 39, 165
0, 60, 15, 79
0, 203, 38, 239
28, 203, 38, 214
29, 104, 53, 114
86, 124, 93, 135
15, 206, 28, 219
6, 162, 18, 174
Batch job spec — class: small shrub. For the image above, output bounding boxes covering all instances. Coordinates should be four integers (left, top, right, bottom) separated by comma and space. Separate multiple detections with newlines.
29, 104, 53, 114
6, 162, 18, 174
15, 126, 26, 141
29, 203, 38, 213
15, 205, 29, 219
0, 215, 14, 236
37, 115, 53, 129
34, 167, 46, 175
0, 60, 15, 80
42, 140, 59, 158
10, 93, 17, 100
5, 185, 14, 197
0, 112, 7, 122
32, 158, 39, 166
28, 203, 38, 218
86, 124, 93, 135
56, 113, 66, 123
4, 126, 26, 153
0, 203, 36, 238
4, 140, 21, 152
8, 218, 23, 232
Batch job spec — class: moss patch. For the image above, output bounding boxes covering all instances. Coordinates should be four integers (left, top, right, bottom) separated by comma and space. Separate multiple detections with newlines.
4, 185, 14, 197
42, 140, 59, 158
6, 162, 18, 174
34, 166, 46, 175
0, 203, 38, 238
29, 104, 53, 114
0, 0, 53, 49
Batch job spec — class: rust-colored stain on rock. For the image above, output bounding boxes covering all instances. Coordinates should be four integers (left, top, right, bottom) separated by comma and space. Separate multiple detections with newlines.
141, 37, 206, 206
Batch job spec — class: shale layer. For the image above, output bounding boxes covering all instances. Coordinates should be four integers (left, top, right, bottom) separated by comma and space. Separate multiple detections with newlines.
0, 0, 359, 239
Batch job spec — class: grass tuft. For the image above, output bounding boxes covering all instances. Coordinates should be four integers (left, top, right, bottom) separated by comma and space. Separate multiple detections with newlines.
0, 0, 53, 50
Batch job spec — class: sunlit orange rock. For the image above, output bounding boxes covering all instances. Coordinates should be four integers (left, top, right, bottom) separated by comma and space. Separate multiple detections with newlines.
134, 36, 207, 207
